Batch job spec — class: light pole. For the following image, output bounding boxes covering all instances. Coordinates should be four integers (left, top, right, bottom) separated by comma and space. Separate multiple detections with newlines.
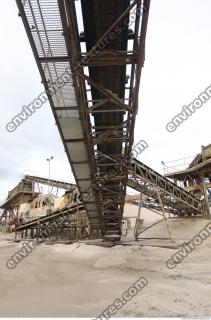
46, 156, 54, 194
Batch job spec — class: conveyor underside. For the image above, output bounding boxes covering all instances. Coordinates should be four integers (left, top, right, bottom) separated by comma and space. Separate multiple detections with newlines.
16, 0, 150, 239
17, 0, 101, 230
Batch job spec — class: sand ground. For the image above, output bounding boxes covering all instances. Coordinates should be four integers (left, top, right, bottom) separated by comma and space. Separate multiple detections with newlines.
0, 205, 211, 317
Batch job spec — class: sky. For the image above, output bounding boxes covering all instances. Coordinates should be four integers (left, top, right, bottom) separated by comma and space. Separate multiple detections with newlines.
0, 0, 211, 201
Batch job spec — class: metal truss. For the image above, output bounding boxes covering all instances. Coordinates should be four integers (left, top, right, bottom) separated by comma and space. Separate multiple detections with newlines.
76, 0, 151, 240
15, 203, 90, 240
128, 158, 204, 216
16, 0, 151, 240
24, 175, 76, 191
15, 203, 85, 231
16, 0, 101, 231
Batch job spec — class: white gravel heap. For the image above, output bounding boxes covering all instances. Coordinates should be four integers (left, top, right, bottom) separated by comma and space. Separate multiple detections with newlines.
94, 253, 126, 269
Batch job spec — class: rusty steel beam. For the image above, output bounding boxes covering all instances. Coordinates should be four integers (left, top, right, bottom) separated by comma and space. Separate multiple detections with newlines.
127, 0, 151, 156
80, 53, 139, 66
16, 0, 151, 240
128, 158, 204, 216
86, 0, 139, 60
76, 70, 133, 113
24, 175, 76, 191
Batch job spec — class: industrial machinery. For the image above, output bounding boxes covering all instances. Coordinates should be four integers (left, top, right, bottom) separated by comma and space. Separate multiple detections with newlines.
165, 144, 211, 215
0, 175, 76, 225
16, 0, 151, 240
9, 1, 207, 242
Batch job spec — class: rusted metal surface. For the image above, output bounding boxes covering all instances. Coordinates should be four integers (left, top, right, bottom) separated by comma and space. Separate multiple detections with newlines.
128, 158, 204, 216
165, 145, 211, 215
15, 203, 85, 231
16, 0, 101, 231
16, 0, 151, 240
79, 0, 151, 239
1, 180, 37, 209
24, 175, 76, 191
15, 203, 91, 241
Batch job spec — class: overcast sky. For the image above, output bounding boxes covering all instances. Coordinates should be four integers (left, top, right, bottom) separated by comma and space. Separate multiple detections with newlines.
0, 0, 211, 201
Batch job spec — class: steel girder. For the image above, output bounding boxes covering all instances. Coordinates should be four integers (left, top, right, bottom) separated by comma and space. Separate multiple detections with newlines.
15, 203, 85, 231
78, 0, 151, 240
16, 0, 101, 230
24, 175, 76, 191
16, 0, 151, 240
128, 158, 204, 216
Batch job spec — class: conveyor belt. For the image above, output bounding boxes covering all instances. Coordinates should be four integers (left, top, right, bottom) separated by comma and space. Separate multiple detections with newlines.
15, 159, 204, 236
24, 175, 76, 191
15, 203, 84, 231
16, 0, 101, 232
16, 0, 151, 240
128, 158, 204, 215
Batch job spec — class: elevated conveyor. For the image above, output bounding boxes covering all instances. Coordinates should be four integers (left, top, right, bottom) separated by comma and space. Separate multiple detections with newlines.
16, 0, 101, 232
16, 0, 151, 240
24, 175, 76, 191
128, 158, 204, 215
15, 203, 85, 232
14, 159, 204, 237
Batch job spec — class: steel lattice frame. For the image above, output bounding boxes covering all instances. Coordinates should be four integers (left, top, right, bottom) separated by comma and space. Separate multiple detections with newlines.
24, 175, 76, 191
128, 158, 204, 216
15, 203, 85, 231
75, 0, 151, 239
16, 0, 151, 240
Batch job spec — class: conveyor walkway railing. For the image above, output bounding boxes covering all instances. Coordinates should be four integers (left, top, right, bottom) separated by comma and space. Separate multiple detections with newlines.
16, 0, 151, 240
128, 158, 204, 216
